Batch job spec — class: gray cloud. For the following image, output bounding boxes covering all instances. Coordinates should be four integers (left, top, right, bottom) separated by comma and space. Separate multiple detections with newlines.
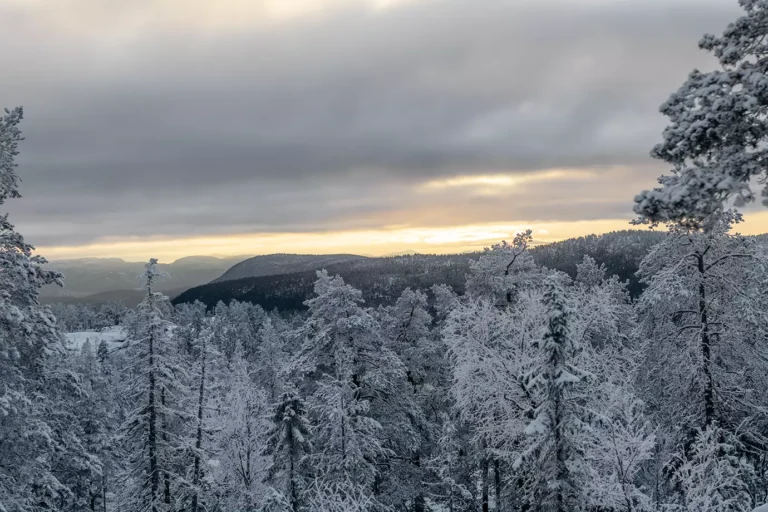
0, 0, 741, 246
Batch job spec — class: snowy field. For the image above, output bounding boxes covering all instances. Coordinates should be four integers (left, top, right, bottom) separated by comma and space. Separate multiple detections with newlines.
65, 326, 127, 351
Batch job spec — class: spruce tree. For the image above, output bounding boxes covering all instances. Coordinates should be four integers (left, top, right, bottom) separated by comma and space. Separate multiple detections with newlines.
516, 277, 595, 512
263, 389, 312, 511
118, 259, 189, 512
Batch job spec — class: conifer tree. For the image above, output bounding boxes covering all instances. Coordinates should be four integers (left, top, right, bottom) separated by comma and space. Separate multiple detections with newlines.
0, 106, 91, 511
292, 270, 403, 508
118, 259, 189, 512
263, 389, 312, 511
516, 278, 595, 512
634, 0, 768, 228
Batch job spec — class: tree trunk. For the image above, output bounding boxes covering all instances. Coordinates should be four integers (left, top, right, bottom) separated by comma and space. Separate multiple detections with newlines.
191, 334, 207, 512
162, 387, 171, 507
340, 390, 346, 461
102, 473, 107, 512
555, 407, 567, 512
289, 452, 299, 512
414, 453, 425, 512
696, 253, 715, 427
148, 329, 159, 512
482, 456, 490, 512
494, 459, 501, 511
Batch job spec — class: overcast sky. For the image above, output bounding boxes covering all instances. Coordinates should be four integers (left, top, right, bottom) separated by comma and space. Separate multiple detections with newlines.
0, 0, 755, 260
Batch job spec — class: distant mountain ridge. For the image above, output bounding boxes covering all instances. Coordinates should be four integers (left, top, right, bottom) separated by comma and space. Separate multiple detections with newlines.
41, 255, 249, 304
42, 253, 369, 307
214, 253, 368, 282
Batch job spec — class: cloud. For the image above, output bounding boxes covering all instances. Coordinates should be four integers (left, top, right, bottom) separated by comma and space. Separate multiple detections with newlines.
0, 0, 742, 248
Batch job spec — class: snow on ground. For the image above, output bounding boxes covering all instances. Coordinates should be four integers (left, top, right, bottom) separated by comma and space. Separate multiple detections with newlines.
753, 505, 768, 512
65, 326, 127, 351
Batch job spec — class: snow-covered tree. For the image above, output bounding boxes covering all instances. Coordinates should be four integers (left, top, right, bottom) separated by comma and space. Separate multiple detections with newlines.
466, 229, 538, 303
380, 288, 433, 389
377, 287, 445, 511
292, 271, 403, 508
565, 256, 657, 511
173, 301, 207, 359
216, 357, 271, 509
255, 318, 288, 403
590, 388, 656, 512
665, 425, 753, 511
430, 283, 459, 327
634, 0, 768, 228
0, 106, 95, 511
635, 211, 768, 440
263, 389, 312, 511
186, 327, 218, 512
70, 340, 116, 511
426, 417, 475, 511
117, 259, 190, 512
515, 277, 595, 512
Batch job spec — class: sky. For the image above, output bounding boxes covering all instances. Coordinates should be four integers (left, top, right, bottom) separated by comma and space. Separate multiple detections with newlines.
1, 0, 759, 262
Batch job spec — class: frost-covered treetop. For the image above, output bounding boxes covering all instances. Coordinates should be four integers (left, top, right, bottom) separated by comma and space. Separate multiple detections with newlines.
634, 0, 768, 230
0, 107, 23, 205
139, 257, 169, 294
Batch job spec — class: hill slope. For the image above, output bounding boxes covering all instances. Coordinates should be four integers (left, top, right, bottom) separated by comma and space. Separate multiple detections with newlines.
214, 253, 367, 282
174, 254, 472, 310
174, 230, 667, 310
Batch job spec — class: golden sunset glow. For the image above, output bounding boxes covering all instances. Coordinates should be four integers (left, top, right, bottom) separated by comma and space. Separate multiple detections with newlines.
39, 218, 655, 262
36, 208, 768, 263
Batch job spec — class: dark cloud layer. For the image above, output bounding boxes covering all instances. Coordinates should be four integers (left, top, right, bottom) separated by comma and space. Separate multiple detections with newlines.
0, 0, 741, 246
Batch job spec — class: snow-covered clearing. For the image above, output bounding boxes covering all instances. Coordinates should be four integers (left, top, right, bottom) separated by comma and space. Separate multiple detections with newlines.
65, 326, 127, 351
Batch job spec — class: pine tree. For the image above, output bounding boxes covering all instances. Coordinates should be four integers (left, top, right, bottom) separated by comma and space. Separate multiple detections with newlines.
589, 388, 656, 512
634, 0, 768, 228
189, 327, 214, 512
377, 288, 442, 510
75, 340, 115, 512
635, 211, 768, 443
97, 339, 109, 365
445, 283, 551, 510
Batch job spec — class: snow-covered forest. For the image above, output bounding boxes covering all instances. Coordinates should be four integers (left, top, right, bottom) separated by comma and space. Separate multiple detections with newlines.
4, 1, 768, 511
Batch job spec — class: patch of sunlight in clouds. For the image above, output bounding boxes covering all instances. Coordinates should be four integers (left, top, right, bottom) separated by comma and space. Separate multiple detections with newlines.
39, 218, 646, 262
419, 170, 597, 196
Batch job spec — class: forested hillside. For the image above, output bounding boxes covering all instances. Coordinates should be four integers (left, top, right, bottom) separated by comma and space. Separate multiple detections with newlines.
173, 230, 666, 310
173, 253, 473, 310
